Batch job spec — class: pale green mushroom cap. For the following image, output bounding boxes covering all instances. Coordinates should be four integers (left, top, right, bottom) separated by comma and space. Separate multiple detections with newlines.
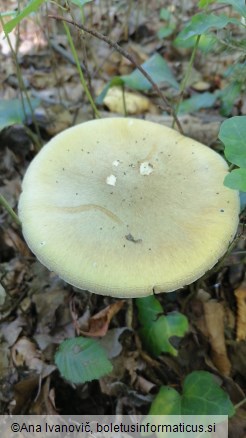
18, 118, 240, 297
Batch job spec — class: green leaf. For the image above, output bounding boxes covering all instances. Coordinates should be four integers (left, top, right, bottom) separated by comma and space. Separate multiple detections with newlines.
224, 61, 246, 82
177, 13, 240, 40
217, 0, 246, 17
240, 191, 246, 210
182, 372, 235, 416
219, 116, 246, 167
0, 97, 40, 130
97, 53, 179, 103
136, 296, 188, 357
149, 371, 235, 417
55, 337, 113, 384
121, 53, 179, 91
96, 77, 124, 104
157, 23, 176, 39
159, 8, 171, 21
70, 0, 93, 6
198, 0, 216, 7
177, 92, 217, 115
3, 0, 46, 34
149, 387, 181, 415
224, 169, 246, 191
219, 82, 242, 116
174, 33, 218, 52
0, 10, 18, 18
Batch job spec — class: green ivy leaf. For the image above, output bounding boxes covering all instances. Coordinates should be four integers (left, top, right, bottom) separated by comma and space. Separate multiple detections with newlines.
177, 13, 240, 40
224, 169, 246, 192
149, 386, 181, 415
0, 97, 40, 130
3, 0, 46, 34
149, 371, 235, 417
55, 337, 113, 384
219, 116, 246, 167
182, 372, 235, 416
136, 296, 188, 357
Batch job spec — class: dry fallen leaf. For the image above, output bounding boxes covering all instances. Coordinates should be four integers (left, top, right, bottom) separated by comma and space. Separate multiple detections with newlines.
234, 286, 246, 341
203, 300, 231, 376
80, 301, 125, 337
12, 337, 56, 378
11, 376, 39, 414
0, 340, 11, 379
31, 377, 58, 415
1, 315, 26, 346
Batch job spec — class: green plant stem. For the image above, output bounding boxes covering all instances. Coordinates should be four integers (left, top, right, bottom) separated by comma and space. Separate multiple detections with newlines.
0, 15, 42, 151
173, 35, 201, 125
0, 195, 21, 227
49, 14, 183, 133
122, 85, 128, 117
235, 397, 246, 410
63, 21, 100, 119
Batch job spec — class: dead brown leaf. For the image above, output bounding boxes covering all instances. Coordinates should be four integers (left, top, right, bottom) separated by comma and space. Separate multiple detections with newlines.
80, 301, 125, 337
1, 315, 26, 346
31, 377, 58, 415
203, 300, 231, 376
234, 286, 246, 341
12, 337, 56, 378
4, 227, 31, 258
11, 376, 39, 414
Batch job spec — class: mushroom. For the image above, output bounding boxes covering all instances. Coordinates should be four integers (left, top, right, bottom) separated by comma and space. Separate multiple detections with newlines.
18, 118, 239, 297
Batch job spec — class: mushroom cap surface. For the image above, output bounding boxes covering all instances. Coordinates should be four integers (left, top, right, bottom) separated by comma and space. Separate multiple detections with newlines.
18, 118, 240, 297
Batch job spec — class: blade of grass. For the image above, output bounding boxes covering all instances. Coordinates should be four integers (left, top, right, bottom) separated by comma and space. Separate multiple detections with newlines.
63, 21, 100, 118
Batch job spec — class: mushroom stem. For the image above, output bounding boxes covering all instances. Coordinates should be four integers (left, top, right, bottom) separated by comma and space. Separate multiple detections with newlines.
0, 194, 22, 227
48, 14, 183, 134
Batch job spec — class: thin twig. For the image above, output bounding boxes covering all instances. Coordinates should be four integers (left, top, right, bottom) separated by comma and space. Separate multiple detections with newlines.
48, 14, 183, 133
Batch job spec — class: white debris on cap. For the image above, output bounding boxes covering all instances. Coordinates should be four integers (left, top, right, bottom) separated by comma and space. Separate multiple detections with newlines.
106, 174, 117, 186
140, 162, 154, 176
